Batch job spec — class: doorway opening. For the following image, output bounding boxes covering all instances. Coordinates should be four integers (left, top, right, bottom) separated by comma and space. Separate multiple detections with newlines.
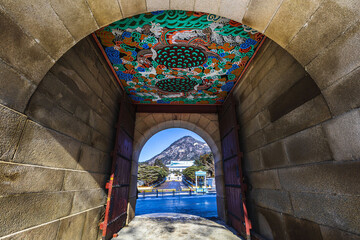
136, 128, 217, 218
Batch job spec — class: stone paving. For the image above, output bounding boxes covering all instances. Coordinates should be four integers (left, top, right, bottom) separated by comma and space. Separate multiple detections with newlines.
155, 181, 185, 191
113, 213, 243, 240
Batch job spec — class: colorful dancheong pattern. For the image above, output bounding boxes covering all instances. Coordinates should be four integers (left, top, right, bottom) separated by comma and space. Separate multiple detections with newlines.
95, 10, 265, 104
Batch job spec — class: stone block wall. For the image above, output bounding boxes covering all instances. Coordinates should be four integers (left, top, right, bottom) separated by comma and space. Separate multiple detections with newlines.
233, 39, 360, 239
0, 36, 122, 239
0, 1, 358, 238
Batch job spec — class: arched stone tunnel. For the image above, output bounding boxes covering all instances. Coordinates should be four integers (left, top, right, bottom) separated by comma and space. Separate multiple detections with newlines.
0, 1, 359, 240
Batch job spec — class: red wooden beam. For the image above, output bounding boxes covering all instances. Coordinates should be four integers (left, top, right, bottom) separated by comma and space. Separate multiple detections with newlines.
136, 104, 220, 113
92, 33, 125, 92
100, 173, 114, 239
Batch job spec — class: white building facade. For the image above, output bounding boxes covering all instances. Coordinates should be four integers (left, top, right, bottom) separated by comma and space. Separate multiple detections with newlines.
166, 160, 194, 172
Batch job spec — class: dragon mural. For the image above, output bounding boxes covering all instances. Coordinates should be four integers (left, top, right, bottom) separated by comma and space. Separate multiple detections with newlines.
95, 10, 265, 104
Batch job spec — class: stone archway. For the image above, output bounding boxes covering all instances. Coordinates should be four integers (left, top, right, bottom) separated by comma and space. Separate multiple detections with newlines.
0, 1, 359, 239
127, 113, 226, 221
1, 1, 359, 114
133, 113, 221, 162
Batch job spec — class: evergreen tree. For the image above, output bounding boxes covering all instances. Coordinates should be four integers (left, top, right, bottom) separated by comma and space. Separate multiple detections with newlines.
137, 165, 167, 186
154, 158, 169, 172
182, 165, 206, 183
194, 153, 215, 177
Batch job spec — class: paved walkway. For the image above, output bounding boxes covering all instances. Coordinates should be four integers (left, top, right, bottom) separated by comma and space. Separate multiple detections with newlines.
113, 213, 243, 240
155, 181, 188, 191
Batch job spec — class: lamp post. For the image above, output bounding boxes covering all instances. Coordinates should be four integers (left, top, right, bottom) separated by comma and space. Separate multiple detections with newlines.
195, 174, 198, 189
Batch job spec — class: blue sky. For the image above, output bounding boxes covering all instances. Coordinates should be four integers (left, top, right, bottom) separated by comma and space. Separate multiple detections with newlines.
139, 128, 206, 162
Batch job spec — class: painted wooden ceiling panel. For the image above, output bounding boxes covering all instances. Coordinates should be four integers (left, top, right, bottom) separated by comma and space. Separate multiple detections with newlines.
95, 10, 265, 105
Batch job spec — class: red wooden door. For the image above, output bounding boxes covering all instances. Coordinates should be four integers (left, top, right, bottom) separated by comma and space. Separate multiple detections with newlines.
101, 95, 135, 240
219, 96, 251, 239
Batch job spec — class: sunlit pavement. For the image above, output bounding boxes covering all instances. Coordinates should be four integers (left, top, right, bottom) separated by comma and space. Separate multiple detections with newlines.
155, 181, 187, 190
112, 213, 243, 240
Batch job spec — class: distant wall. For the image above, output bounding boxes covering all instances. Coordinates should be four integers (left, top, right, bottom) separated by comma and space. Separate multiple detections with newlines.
233, 39, 360, 239
0, 36, 121, 239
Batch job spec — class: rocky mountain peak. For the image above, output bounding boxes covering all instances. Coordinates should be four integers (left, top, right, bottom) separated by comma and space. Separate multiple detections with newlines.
145, 136, 211, 165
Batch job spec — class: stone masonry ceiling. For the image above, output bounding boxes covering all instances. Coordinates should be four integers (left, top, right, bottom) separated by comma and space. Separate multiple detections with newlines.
95, 10, 265, 105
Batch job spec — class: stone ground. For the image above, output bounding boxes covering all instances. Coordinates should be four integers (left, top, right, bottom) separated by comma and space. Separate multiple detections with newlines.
155, 181, 186, 191
113, 213, 243, 240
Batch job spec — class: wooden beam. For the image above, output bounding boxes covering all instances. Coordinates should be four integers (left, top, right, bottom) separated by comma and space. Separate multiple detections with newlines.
135, 104, 221, 113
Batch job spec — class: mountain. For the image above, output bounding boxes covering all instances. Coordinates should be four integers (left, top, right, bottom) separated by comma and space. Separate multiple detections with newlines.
145, 136, 211, 165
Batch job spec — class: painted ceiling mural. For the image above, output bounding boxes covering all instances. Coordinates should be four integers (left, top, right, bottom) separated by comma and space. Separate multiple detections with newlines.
95, 10, 265, 104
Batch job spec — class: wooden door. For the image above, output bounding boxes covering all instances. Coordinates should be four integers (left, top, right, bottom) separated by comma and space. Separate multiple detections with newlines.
219, 96, 251, 239
101, 95, 135, 240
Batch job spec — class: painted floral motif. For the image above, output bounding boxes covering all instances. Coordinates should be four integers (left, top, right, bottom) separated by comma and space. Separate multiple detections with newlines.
95, 10, 264, 104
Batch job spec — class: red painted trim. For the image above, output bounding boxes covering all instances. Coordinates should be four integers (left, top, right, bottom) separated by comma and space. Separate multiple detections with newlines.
92, 33, 125, 92
227, 36, 267, 98
136, 104, 220, 113
101, 173, 114, 239
243, 201, 252, 239
137, 103, 221, 107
